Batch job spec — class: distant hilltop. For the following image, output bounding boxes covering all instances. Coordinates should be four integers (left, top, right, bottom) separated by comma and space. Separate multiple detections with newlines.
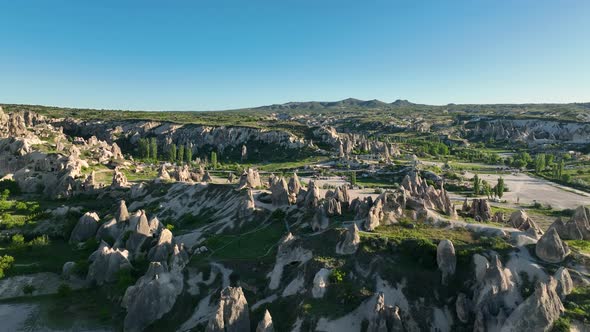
250, 98, 420, 111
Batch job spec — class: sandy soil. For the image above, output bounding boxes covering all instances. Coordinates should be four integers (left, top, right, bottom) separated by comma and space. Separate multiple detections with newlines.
468, 172, 590, 210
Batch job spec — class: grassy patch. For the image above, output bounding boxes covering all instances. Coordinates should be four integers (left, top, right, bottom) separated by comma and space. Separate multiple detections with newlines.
203, 221, 286, 261
0, 239, 95, 276
563, 286, 590, 322
566, 240, 590, 254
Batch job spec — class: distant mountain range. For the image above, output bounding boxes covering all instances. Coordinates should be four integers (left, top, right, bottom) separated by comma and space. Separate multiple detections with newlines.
249, 98, 420, 111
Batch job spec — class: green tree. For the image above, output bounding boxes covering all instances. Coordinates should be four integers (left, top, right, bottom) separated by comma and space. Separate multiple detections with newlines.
495, 177, 505, 199
546, 154, 555, 167
150, 138, 158, 161
138, 138, 149, 159
169, 144, 177, 163
177, 145, 185, 164
211, 151, 217, 168
350, 171, 357, 186
534, 153, 546, 174
185, 145, 192, 163
473, 174, 481, 195
482, 180, 491, 199
0, 189, 9, 201
0, 255, 15, 278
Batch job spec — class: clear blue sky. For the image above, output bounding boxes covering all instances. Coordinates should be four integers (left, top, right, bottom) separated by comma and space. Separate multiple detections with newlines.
1, 0, 589, 111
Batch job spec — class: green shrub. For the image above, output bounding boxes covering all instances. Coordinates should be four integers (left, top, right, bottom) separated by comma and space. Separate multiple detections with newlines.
29, 235, 50, 247
329, 269, 345, 284
551, 317, 570, 332
11, 234, 25, 247
0, 255, 15, 278
165, 223, 175, 231
23, 284, 36, 295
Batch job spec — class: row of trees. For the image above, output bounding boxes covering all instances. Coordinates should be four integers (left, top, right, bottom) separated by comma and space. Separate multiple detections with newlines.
137, 140, 222, 169
473, 174, 505, 199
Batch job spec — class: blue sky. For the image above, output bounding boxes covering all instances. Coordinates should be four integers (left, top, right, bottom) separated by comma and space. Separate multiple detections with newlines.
0, 0, 589, 111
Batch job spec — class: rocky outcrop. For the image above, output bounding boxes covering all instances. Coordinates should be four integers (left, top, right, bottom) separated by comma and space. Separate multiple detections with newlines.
363, 192, 405, 231
256, 309, 274, 332
268, 233, 313, 290
125, 210, 154, 255
287, 173, 301, 203
202, 171, 213, 182
269, 176, 290, 206
491, 211, 505, 223
500, 278, 564, 332
548, 218, 583, 240
548, 206, 590, 241
117, 200, 129, 222
336, 224, 360, 255
473, 255, 514, 307
157, 165, 171, 181
122, 244, 188, 332
571, 205, 590, 239
87, 241, 132, 285
455, 293, 470, 323
302, 180, 321, 209
241, 144, 247, 161
367, 293, 404, 332
238, 168, 262, 189
111, 167, 129, 188
147, 228, 174, 262
470, 199, 492, 222
69, 212, 100, 243
402, 171, 455, 217
206, 286, 250, 332
436, 240, 456, 284
554, 267, 573, 300
469, 118, 590, 146
324, 197, 342, 216
312, 268, 331, 299
311, 206, 329, 231
176, 165, 191, 182
508, 210, 543, 238
535, 228, 570, 263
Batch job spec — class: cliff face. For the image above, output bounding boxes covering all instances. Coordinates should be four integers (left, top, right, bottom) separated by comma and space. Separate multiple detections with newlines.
57, 119, 309, 153
467, 119, 590, 145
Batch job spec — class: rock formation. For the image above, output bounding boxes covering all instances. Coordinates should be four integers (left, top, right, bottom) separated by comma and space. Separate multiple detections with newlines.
117, 200, 129, 222
269, 176, 290, 206
507, 210, 543, 238
202, 171, 213, 182
470, 199, 492, 222
367, 293, 404, 332
554, 267, 573, 300
401, 171, 455, 217
111, 167, 129, 188
256, 309, 274, 332
238, 168, 262, 189
122, 245, 188, 332
268, 233, 313, 290
302, 180, 321, 209
535, 228, 570, 263
287, 173, 301, 203
87, 241, 132, 285
206, 286, 250, 332
69, 212, 100, 243
500, 278, 564, 332
312, 268, 331, 298
436, 240, 456, 284
311, 206, 329, 231
158, 165, 171, 181
336, 224, 360, 255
